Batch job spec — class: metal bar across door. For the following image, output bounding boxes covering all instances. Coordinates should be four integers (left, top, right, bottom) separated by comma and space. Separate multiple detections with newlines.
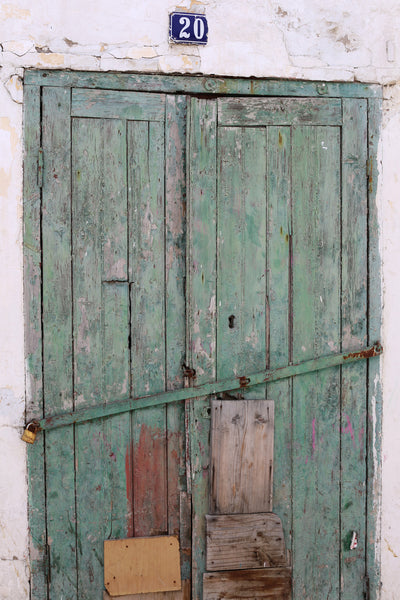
25, 342, 382, 436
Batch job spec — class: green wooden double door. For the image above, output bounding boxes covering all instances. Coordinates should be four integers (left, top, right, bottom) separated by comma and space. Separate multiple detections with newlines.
25, 78, 380, 600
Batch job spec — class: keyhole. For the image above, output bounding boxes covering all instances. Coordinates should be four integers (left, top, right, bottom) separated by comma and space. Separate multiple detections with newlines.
228, 315, 236, 329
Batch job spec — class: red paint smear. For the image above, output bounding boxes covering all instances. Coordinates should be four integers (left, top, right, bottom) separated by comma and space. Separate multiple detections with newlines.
343, 414, 356, 448
125, 442, 134, 537
133, 424, 167, 537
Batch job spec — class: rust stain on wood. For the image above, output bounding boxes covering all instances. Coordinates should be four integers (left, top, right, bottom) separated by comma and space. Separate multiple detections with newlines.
133, 424, 168, 536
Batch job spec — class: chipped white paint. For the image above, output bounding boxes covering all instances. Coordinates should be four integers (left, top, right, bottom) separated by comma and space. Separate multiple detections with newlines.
380, 82, 400, 600
5, 75, 23, 103
0, 0, 400, 598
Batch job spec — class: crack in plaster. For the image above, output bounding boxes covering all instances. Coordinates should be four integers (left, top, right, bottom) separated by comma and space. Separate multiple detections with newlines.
35, 45, 52, 53
1, 40, 34, 56
0, 557, 20, 562
385, 538, 398, 558
63, 37, 78, 47
106, 46, 159, 60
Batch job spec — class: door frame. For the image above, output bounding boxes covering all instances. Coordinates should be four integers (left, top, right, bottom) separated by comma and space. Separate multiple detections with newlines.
23, 70, 382, 599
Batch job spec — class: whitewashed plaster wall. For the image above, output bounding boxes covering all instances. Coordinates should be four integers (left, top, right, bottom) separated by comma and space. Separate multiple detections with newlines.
0, 1, 399, 598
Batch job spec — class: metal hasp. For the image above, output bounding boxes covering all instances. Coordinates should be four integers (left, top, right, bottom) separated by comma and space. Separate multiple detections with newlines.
22, 342, 382, 439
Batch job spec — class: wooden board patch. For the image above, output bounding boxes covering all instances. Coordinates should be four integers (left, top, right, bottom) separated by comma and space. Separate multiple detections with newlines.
104, 536, 181, 597
203, 568, 291, 599
103, 579, 191, 600
206, 513, 288, 571
210, 400, 274, 514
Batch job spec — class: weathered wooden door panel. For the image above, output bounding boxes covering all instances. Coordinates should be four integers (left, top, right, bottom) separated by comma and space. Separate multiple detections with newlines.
187, 96, 371, 600
35, 88, 188, 600
25, 80, 377, 600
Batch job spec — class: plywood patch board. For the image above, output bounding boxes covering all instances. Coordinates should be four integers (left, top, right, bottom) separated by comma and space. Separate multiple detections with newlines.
103, 579, 191, 600
104, 536, 181, 597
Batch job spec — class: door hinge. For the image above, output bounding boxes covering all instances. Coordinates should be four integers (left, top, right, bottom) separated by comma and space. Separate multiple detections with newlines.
37, 148, 43, 188
364, 574, 370, 600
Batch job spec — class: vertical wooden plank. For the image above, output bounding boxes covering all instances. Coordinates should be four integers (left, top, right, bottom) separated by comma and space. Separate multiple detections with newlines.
366, 97, 383, 600
341, 99, 368, 599
187, 97, 217, 600
216, 127, 267, 399
41, 86, 77, 599
73, 118, 107, 600
216, 127, 241, 382
73, 118, 128, 598
128, 119, 168, 537
165, 96, 190, 582
102, 282, 131, 542
267, 126, 292, 554
23, 84, 47, 600
292, 126, 341, 599
101, 116, 131, 544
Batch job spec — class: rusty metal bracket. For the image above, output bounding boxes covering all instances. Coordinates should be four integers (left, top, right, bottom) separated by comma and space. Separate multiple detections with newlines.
25, 342, 382, 438
238, 376, 251, 388
182, 364, 197, 379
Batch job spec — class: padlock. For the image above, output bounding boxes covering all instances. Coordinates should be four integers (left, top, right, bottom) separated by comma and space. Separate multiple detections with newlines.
21, 421, 40, 444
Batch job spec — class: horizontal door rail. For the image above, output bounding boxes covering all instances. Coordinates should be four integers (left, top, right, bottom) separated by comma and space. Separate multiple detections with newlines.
30, 342, 382, 434
24, 71, 383, 99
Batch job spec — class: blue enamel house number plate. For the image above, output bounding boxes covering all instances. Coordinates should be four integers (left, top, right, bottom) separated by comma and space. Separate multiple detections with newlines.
169, 12, 208, 45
